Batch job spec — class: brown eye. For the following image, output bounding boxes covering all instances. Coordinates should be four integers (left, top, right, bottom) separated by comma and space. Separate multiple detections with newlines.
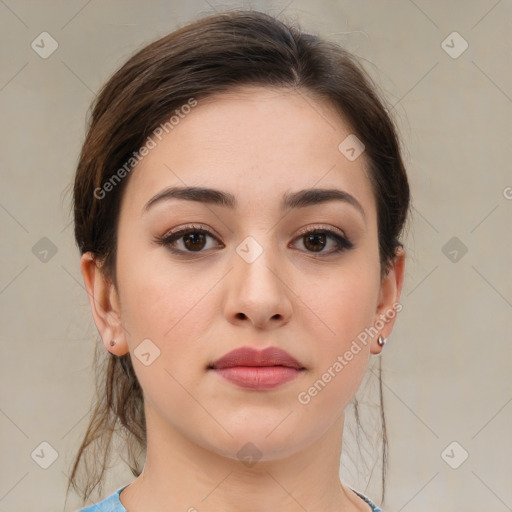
157, 225, 222, 254
181, 231, 207, 251
293, 228, 354, 255
303, 232, 327, 252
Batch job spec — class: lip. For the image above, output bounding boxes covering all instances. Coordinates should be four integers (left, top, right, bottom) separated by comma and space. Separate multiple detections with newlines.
209, 346, 306, 390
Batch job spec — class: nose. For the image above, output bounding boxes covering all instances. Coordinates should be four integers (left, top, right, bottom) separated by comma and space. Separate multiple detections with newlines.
223, 238, 293, 330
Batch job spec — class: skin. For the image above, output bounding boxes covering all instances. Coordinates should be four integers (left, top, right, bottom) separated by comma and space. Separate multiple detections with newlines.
81, 85, 405, 512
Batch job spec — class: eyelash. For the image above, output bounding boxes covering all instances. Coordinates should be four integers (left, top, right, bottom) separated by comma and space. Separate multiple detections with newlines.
155, 223, 354, 257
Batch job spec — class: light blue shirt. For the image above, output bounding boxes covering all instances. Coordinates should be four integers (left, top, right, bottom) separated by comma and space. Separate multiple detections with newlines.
77, 484, 383, 511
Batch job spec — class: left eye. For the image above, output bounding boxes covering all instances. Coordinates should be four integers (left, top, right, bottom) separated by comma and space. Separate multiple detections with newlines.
291, 228, 353, 255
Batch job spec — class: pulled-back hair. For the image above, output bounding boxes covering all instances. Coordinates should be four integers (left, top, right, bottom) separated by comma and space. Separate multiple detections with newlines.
68, 9, 410, 507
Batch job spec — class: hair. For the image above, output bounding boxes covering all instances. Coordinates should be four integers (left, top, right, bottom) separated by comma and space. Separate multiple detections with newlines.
67, 8, 410, 508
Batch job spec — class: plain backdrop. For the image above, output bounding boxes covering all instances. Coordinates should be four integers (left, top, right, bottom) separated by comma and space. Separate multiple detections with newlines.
0, 1, 511, 511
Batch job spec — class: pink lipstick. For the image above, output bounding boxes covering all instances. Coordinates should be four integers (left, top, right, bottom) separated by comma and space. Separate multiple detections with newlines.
209, 346, 305, 390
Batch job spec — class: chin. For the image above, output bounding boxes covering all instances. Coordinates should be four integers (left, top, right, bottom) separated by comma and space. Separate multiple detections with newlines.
201, 421, 313, 464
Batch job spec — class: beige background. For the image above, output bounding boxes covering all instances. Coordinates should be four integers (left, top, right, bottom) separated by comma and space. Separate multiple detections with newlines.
1, 1, 511, 511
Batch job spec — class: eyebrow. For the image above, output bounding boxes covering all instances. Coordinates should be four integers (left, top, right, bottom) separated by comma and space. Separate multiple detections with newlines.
142, 186, 366, 221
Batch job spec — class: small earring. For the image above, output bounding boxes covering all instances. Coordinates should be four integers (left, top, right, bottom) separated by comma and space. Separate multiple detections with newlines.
110, 339, 116, 347
377, 335, 387, 346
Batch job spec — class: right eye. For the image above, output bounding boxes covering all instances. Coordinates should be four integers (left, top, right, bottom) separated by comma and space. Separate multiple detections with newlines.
155, 224, 224, 255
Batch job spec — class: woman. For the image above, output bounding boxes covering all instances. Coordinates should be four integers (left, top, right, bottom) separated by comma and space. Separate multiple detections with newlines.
68, 9, 409, 512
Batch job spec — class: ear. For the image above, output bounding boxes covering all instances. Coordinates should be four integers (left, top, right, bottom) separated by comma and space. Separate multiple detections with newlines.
370, 246, 406, 355
80, 252, 129, 355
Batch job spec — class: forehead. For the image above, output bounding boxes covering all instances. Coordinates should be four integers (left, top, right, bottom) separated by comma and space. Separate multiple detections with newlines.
120, 85, 376, 218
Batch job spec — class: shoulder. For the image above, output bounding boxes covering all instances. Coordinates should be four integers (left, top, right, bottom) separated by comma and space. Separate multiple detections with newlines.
351, 489, 384, 512
76, 485, 128, 512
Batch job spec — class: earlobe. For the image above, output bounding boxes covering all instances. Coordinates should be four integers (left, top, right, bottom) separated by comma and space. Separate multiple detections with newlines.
371, 247, 406, 355
80, 252, 129, 355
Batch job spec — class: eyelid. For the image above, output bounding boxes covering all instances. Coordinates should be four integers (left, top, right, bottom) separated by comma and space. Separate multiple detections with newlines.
294, 223, 348, 239
161, 223, 223, 242
290, 224, 354, 254
161, 223, 348, 240
156, 222, 353, 255
152, 223, 223, 255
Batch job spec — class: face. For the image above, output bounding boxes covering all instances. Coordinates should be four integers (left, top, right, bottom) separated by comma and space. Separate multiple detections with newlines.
84, 85, 403, 462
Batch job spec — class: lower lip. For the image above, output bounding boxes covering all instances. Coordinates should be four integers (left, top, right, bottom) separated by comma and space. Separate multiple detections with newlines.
211, 366, 303, 390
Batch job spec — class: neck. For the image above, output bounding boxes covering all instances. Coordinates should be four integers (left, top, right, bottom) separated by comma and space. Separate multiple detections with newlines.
119, 405, 367, 512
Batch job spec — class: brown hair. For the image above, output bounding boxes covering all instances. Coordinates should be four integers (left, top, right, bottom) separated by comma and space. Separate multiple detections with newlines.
68, 9, 410, 507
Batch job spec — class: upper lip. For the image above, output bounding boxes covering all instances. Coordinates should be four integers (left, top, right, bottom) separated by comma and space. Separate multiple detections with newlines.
209, 346, 305, 370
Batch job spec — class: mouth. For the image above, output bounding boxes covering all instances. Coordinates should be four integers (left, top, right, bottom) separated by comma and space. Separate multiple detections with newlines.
208, 346, 306, 390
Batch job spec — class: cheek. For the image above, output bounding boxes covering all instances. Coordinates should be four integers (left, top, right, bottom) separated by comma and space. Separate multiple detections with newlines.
127, 274, 201, 336
306, 263, 380, 345
117, 246, 220, 369
297, 258, 380, 396
295, 277, 377, 421
116, 256, 215, 416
